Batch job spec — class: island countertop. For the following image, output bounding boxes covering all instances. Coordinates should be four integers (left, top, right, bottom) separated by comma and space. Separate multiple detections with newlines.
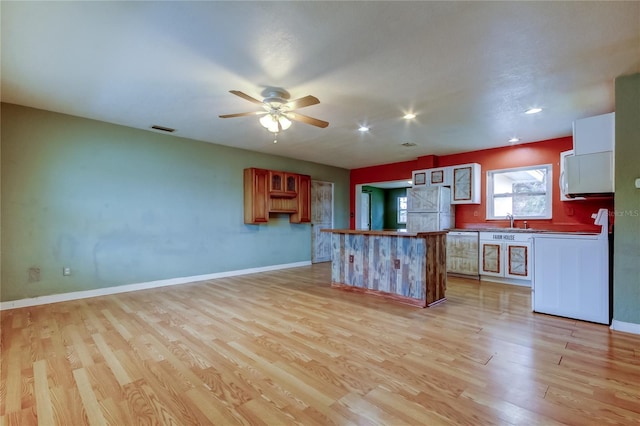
325, 229, 447, 307
322, 229, 448, 237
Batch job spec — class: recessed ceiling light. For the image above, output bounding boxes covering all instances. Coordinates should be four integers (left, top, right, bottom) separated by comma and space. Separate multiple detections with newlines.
509, 137, 520, 143
525, 107, 542, 115
403, 113, 416, 119
358, 125, 370, 132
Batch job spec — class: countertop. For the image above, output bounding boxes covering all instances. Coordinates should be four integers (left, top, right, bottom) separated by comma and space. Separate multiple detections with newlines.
448, 228, 601, 236
322, 228, 602, 236
322, 229, 448, 237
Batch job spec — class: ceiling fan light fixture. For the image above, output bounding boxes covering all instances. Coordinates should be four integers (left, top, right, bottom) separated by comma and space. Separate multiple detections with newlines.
259, 113, 292, 133
220, 89, 328, 132
259, 114, 277, 132
279, 116, 292, 130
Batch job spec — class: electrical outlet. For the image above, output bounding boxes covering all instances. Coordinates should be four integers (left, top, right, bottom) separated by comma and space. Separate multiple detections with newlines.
349, 255, 354, 264
394, 259, 401, 269
63, 267, 71, 276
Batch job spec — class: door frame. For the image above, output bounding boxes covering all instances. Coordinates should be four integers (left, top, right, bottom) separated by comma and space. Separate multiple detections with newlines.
354, 180, 412, 230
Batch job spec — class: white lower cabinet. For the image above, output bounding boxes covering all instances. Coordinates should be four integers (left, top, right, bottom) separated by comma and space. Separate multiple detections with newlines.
479, 232, 533, 284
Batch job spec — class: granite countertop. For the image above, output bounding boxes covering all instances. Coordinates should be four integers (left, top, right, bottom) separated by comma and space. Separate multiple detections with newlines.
449, 227, 539, 233
322, 229, 448, 237
322, 228, 601, 236
448, 227, 600, 235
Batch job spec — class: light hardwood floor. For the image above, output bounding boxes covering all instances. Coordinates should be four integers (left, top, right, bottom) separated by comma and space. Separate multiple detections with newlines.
1, 263, 639, 425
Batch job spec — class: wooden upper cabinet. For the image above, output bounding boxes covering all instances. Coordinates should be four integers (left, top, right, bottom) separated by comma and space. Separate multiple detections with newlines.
291, 174, 311, 223
269, 171, 298, 198
244, 168, 269, 224
245, 168, 311, 224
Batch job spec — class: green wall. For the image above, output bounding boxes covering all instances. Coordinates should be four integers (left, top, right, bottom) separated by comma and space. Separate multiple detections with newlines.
384, 187, 409, 230
613, 73, 640, 325
362, 186, 409, 230
0, 103, 350, 302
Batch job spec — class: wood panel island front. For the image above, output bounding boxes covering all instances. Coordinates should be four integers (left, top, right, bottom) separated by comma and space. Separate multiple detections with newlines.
322, 229, 447, 307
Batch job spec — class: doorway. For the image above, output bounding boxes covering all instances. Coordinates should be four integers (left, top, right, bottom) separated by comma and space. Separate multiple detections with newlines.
355, 180, 412, 230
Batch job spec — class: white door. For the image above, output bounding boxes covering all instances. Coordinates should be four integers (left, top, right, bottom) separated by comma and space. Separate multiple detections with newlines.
311, 180, 334, 263
360, 192, 371, 230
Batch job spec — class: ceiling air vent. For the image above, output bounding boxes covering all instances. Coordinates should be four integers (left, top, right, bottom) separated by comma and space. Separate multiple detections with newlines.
151, 125, 176, 133
401, 142, 417, 147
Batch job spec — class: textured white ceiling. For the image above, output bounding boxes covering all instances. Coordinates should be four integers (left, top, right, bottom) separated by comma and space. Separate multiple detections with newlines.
2, 1, 639, 169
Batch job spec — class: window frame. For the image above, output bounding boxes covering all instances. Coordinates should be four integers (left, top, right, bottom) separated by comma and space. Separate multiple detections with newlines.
397, 196, 408, 224
486, 164, 553, 220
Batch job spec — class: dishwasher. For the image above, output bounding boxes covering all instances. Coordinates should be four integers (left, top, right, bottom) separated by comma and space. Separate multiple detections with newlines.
532, 209, 610, 324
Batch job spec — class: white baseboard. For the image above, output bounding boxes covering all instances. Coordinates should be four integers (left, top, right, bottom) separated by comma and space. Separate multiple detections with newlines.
610, 319, 640, 335
0, 261, 311, 311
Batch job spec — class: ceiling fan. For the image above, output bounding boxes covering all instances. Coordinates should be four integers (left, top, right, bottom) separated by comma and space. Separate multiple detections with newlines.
219, 89, 329, 138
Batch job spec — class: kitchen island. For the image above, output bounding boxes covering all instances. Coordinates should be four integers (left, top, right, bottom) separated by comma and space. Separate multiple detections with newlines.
322, 229, 447, 307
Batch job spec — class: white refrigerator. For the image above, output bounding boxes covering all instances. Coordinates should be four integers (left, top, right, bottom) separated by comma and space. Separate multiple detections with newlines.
406, 186, 454, 232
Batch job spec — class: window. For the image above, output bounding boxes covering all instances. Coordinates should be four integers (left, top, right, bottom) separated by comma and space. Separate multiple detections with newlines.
397, 196, 408, 224
487, 164, 552, 220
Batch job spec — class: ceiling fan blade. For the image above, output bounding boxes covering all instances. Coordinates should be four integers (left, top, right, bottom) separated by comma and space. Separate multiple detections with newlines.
219, 111, 267, 119
229, 90, 264, 105
287, 112, 329, 128
286, 95, 320, 110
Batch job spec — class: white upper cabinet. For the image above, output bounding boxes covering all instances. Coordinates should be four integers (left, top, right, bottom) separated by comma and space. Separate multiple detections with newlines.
451, 163, 481, 204
412, 169, 428, 187
427, 167, 452, 186
412, 163, 481, 204
572, 112, 615, 155
413, 167, 453, 187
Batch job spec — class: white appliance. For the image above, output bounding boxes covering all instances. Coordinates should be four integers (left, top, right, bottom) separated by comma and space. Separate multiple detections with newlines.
564, 112, 615, 198
532, 209, 610, 324
565, 151, 613, 195
406, 186, 454, 232
559, 150, 585, 201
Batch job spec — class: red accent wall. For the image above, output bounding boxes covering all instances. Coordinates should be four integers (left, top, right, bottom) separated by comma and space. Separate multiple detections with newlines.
350, 137, 613, 231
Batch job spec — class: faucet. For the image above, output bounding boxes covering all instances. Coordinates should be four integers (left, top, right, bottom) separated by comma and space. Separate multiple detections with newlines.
506, 213, 514, 228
